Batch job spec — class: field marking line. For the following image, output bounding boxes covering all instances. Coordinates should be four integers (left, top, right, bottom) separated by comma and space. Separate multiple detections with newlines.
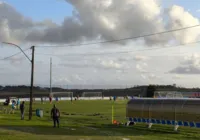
81, 126, 97, 130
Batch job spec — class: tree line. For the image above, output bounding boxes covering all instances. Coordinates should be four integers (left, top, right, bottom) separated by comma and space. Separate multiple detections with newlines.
0, 85, 199, 97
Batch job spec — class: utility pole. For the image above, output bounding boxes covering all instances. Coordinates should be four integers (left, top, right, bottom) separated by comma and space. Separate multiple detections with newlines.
29, 46, 35, 120
50, 57, 52, 93
2, 42, 35, 120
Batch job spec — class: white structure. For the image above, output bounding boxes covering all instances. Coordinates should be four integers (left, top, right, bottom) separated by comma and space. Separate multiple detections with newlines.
154, 91, 183, 98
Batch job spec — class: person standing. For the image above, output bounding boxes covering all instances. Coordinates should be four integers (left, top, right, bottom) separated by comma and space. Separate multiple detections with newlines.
113, 96, 116, 101
55, 97, 58, 102
16, 98, 20, 109
70, 95, 73, 103
51, 104, 60, 128
20, 101, 25, 120
41, 97, 44, 104
49, 96, 52, 104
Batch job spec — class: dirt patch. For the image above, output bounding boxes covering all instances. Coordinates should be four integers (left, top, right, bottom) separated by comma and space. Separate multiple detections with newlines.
86, 113, 102, 116
60, 112, 103, 117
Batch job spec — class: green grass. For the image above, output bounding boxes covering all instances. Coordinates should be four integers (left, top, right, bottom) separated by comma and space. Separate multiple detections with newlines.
0, 100, 199, 140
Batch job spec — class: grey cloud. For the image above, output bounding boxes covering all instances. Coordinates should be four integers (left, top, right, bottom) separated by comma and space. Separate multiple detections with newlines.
0, 2, 36, 42
26, 17, 96, 44
0, 2, 34, 30
169, 65, 200, 74
36, 20, 58, 28
169, 53, 200, 74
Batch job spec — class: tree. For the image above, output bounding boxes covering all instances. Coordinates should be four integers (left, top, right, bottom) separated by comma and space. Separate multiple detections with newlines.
146, 85, 156, 97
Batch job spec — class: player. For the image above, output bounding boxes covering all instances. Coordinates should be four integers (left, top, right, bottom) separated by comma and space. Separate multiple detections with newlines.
51, 104, 60, 128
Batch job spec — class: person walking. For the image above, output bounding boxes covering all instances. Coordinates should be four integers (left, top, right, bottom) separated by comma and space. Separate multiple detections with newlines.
20, 101, 25, 120
51, 104, 60, 128
9, 100, 16, 114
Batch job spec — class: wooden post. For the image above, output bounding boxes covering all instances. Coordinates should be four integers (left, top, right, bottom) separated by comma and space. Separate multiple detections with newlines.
50, 57, 52, 93
29, 46, 35, 120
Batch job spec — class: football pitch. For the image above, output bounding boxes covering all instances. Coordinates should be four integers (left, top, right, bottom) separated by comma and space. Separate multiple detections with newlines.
0, 100, 199, 140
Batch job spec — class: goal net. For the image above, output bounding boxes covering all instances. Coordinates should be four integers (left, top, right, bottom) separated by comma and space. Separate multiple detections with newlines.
51, 92, 73, 100
82, 92, 103, 100
154, 91, 183, 98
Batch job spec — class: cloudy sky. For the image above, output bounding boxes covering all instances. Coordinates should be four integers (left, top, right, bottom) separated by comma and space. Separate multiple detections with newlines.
0, 0, 200, 89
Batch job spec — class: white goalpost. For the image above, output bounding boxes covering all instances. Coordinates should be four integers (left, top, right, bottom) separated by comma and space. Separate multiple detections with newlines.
154, 91, 183, 98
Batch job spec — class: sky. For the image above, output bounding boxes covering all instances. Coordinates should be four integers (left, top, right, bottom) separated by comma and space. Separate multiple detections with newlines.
0, 0, 200, 89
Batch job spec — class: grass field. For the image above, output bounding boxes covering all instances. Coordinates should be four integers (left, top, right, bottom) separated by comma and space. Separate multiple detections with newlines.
0, 100, 200, 140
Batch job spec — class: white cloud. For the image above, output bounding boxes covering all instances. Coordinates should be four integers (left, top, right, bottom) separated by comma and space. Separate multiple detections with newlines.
182, 53, 200, 67
99, 60, 122, 69
140, 73, 159, 81
134, 55, 149, 61
53, 76, 72, 85
118, 55, 149, 62
149, 73, 156, 79
0, 19, 10, 41
172, 74, 183, 79
118, 57, 130, 62
60, 58, 125, 70
53, 74, 85, 84
0, 1, 200, 46
136, 63, 148, 73
142, 62, 148, 67
196, 9, 200, 12
9, 56, 24, 65
167, 5, 200, 44
72, 74, 83, 81
141, 74, 147, 79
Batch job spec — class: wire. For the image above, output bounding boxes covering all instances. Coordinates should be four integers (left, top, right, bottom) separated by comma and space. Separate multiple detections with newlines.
36, 24, 200, 48
35, 40, 200, 57
2, 42, 32, 62
0, 48, 30, 61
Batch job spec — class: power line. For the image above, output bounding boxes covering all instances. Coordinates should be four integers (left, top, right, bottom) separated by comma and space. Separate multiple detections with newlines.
35, 40, 200, 57
36, 24, 200, 48
0, 48, 30, 61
